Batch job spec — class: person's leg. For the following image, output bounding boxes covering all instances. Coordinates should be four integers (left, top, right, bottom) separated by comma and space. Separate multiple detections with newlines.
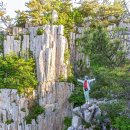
86, 91, 90, 103
83, 89, 87, 102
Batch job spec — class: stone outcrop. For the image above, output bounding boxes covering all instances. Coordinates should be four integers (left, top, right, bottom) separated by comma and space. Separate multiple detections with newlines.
67, 103, 111, 130
0, 83, 74, 130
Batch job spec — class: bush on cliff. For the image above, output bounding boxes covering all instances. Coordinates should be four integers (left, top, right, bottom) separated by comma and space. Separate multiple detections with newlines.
0, 55, 38, 94
69, 83, 85, 107
24, 102, 45, 124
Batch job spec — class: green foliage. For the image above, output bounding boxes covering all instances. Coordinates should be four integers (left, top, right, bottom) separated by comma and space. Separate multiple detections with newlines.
26, 31, 30, 35
59, 75, 66, 82
69, 84, 85, 107
37, 28, 44, 35
5, 119, 14, 125
15, 10, 28, 27
82, 119, 91, 128
0, 34, 4, 42
14, 35, 19, 40
99, 101, 126, 123
114, 116, 130, 129
25, 103, 45, 124
0, 45, 3, 52
67, 75, 77, 85
72, 8, 84, 26
80, 0, 124, 26
81, 26, 127, 68
90, 64, 130, 99
64, 49, 70, 65
0, 55, 38, 94
64, 117, 72, 130
19, 33, 24, 41
99, 101, 130, 129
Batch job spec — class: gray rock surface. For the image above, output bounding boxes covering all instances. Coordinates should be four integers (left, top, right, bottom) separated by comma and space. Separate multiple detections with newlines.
68, 104, 102, 130
3, 25, 68, 82
0, 83, 74, 130
1, 26, 74, 130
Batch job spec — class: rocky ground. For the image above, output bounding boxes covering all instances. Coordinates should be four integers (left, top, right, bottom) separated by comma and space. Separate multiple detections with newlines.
68, 101, 112, 130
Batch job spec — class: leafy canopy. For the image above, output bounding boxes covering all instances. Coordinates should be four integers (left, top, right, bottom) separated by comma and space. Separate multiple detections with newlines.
80, 26, 128, 68
80, 0, 125, 26
0, 55, 38, 94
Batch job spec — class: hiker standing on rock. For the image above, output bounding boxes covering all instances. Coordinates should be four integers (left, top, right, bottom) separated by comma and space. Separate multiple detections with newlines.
77, 76, 95, 104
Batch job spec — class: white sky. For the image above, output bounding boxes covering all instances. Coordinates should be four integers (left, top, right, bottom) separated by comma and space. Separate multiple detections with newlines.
3, 0, 30, 18
2, 0, 130, 18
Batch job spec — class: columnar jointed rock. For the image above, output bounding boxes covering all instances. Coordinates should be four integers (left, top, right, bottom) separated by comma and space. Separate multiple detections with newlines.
3, 25, 68, 82
1, 25, 73, 130
0, 83, 74, 130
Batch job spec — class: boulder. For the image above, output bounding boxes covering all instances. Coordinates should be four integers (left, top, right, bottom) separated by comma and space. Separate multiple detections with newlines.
67, 126, 74, 130
72, 116, 81, 128
84, 110, 91, 123
94, 108, 101, 119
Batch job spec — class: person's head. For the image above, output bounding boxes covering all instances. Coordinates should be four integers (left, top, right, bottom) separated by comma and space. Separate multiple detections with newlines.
84, 76, 89, 80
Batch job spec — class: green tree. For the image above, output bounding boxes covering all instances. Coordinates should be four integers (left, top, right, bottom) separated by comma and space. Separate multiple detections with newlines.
15, 0, 72, 26
0, 55, 38, 94
80, 0, 125, 27
81, 26, 128, 68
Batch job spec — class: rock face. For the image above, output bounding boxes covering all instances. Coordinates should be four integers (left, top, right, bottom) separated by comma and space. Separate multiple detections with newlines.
70, 29, 90, 75
0, 83, 74, 130
4, 25, 68, 82
0, 26, 74, 130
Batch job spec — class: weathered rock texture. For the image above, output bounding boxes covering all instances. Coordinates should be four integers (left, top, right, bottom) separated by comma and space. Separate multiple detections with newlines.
4, 25, 68, 82
0, 25, 74, 130
0, 83, 74, 130
67, 103, 111, 130
70, 28, 90, 75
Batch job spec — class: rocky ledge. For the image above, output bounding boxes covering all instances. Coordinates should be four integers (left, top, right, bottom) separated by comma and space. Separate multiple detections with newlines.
68, 103, 111, 130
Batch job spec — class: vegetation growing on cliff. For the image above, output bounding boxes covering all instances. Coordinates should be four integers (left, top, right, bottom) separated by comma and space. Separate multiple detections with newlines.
0, 55, 38, 94
25, 102, 45, 124
63, 117, 72, 130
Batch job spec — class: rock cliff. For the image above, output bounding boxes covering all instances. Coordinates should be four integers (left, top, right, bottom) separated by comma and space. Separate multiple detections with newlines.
0, 25, 74, 130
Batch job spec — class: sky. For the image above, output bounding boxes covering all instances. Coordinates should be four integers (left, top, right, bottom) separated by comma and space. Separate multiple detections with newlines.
3, 0, 30, 18
2, 0, 130, 18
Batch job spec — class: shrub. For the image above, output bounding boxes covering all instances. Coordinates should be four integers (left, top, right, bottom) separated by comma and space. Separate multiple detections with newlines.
64, 117, 72, 130
99, 101, 126, 124
5, 119, 14, 125
69, 84, 85, 107
64, 49, 70, 65
0, 34, 4, 42
37, 28, 44, 35
67, 75, 77, 85
26, 31, 30, 35
0, 45, 3, 51
0, 55, 38, 94
114, 116, 130, 129
59, 75, 66, 82
24, 103, 45, 124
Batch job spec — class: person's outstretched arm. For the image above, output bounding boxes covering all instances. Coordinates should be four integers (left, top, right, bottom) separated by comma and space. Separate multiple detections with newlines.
77, 79, 84, 84
89, 78, 95, 83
